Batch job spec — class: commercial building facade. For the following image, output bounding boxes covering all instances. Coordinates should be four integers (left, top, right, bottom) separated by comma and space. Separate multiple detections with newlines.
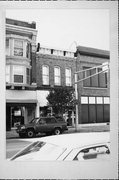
36, 46, 110, 125
6, 18, 39, 130
36, 46, 76, 125
76, 46, 110, 124
5, 18, 110, 131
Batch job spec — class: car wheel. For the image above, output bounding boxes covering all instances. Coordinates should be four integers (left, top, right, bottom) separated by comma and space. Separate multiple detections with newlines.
19, 133, 25, 138
54, 128, 61, 135
27, 129, 35, 138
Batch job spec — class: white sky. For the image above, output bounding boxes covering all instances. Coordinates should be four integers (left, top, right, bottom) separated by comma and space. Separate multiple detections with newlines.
6, 9, 109, 51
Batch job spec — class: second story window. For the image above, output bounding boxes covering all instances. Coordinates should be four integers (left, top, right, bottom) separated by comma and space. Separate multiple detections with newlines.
26, 43, 31, 59
54, 66, 61, 86
6, 65, 10, 83
6, 39, 9, 56
6, 65, 30, 85
83, 66, 107, 88
26, 68, 30, 84
13, 66, 24, 83
14, 40, 23, 56
65, 68, 71, 86
42, 65, 49, 85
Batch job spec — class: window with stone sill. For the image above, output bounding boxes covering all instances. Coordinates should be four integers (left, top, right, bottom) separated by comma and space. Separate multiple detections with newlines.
14, 40, 23, 56
42, 65, 49, 85
6, 38, 31, 58
6, 65, 30, 85
13, 66, 24, 83
54, 66, 61, 86
65, 68, 72, 86
83, 66, 108, 88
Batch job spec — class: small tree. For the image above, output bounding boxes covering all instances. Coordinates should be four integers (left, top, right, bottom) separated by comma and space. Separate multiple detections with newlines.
46, 87, 75, 116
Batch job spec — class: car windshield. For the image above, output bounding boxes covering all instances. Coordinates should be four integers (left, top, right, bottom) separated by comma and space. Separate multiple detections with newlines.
11, 141, 67, 161
29, 118, 39, 123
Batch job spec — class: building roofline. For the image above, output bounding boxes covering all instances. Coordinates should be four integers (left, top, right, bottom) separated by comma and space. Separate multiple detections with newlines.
6, 18, 36, 29
77, 46, 110, 58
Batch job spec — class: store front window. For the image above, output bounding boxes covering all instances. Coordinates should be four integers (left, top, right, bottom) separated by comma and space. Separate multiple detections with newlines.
81, 96, 110, 124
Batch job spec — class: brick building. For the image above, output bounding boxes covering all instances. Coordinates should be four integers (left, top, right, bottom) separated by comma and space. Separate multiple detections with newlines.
36, 46, 76, 123
76, 46, 110, 124
36, 45, 110, 125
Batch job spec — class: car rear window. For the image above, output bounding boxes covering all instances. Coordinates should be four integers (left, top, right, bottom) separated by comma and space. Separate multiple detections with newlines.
11, 141, 67, 161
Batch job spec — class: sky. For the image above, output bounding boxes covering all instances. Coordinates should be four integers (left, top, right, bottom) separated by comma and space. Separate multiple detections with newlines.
6, 9, 109, 51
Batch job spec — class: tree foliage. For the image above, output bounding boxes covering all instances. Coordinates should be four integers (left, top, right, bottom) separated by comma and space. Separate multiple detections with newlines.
46, 87, 75, 116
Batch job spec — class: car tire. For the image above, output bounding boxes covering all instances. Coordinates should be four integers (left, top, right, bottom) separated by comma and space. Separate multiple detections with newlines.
54, 128, 61, 135
19, 133, 25, 138
27, 129, 35, 138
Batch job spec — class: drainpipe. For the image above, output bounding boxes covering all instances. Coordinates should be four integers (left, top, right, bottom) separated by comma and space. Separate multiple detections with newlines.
75, 72, 79, 131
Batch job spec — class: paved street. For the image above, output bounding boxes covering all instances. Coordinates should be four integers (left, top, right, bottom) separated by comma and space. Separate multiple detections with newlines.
6, 124, 110, 159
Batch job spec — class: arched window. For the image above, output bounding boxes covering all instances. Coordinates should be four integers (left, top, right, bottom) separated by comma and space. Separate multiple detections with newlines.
65, 68, 71, 86
54, 66, 61, 86
42, 65, 49, 85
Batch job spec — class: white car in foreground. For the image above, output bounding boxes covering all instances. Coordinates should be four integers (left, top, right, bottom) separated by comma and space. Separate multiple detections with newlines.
10, 132, 110, 161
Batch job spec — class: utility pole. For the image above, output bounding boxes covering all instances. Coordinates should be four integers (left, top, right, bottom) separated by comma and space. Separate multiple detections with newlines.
75, 73, 79, 131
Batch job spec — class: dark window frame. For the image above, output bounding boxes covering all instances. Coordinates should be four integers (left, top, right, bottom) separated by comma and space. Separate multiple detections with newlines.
83, 66, 107, 88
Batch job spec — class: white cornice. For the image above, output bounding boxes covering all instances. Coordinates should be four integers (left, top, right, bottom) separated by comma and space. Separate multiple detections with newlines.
6, 34, 32, 42
6, 24, 37, 36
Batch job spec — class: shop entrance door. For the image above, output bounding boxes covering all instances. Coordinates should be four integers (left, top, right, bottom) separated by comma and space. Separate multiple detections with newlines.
11, 106, 24, 128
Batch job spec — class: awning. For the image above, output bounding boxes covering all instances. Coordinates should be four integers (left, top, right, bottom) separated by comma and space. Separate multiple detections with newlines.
6, 99, 37, 103
6, 90, 37, 104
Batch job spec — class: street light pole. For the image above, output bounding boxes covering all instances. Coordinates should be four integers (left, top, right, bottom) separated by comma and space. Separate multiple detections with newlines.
75, 73, 78, 132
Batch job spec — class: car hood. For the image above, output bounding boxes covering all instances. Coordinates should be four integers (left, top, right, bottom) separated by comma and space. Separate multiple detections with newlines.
17, 123, 35, 128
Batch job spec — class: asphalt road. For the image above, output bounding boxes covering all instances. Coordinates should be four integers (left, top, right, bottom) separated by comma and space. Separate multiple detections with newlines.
6, 139, 31, 159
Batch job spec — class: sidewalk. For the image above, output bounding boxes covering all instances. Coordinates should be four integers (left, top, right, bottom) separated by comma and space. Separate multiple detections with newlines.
67, 124, 110, 133
6, 124, 110, 139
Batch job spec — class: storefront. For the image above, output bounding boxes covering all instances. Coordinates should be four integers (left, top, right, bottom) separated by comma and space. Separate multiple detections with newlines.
81, 96, 110, 124
6, 90, 38, 131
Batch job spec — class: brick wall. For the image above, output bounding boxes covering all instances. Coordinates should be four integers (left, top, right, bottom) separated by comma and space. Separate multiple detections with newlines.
36, 53, 76, 89
76, 51, 110, 124
77, 54, 110, 97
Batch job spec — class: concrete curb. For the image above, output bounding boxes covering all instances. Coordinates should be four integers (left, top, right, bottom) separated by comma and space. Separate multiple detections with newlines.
6, 125, 110, 139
